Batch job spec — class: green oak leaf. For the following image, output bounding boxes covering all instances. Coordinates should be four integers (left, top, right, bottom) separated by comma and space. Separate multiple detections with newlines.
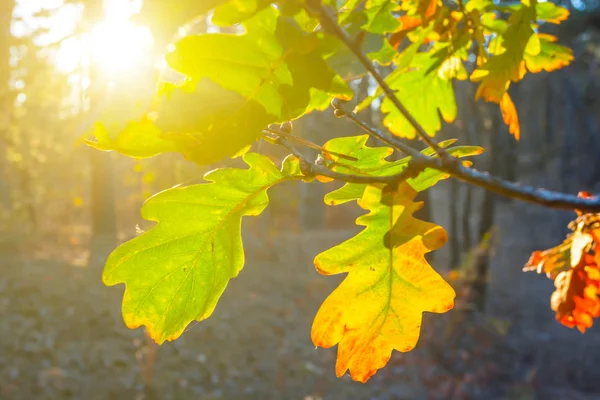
381, 52, 457, 138
212, 0, 272, 25
535, 2, 569, 24
363, 0, 401, 34
495, 1, 568, 24
156, 79, 275, 165
367, 38, 398, 65
103, 153, 298, 344
356, 24, 433, 112
83, 69, 175, 159
322, 135, 483, 205
166, 7, 351, 122
166, 8, 292, 118
465, 0, 494, 12
85, 121, 177, 159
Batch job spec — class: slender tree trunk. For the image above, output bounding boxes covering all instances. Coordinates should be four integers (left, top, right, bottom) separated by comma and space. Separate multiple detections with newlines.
471, 109, 501, 311
448, 179, 460, 268
88, 68, 117, 265
90, 149, 116, 236
0, 0, 15, 210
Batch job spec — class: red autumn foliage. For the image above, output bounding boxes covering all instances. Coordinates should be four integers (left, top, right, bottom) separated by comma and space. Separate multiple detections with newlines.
550, 254, 600, 332
525, 192, 600, 332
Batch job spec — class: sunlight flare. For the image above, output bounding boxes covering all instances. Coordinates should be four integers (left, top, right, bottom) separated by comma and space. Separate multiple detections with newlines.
55, 0, 153, 77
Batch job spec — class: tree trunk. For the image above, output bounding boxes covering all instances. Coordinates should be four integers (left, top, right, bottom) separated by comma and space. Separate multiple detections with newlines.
90, 149, 116, 236
0, 0, 15, 210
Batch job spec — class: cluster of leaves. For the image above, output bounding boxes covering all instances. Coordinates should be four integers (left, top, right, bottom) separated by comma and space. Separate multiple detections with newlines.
355, 0, 572, 140
90, 0, 574, 382
88, 0, 573, 161
525, 194, 600, 333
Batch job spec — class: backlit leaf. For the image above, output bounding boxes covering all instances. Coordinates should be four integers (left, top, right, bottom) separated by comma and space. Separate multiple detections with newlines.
471, 4, 536, 102
363, 0, 401, 34
356, 24, 433, 112
525, 207, 600, 332
524, 236, 573, 279
524, 34, 573, 73
156, 79, 275, 165
323, 136, 482, 205
85, 121, 177, 158
312, 183, 455, 382
166, 7, 351, 121
535, 2, 569, 24
499, 92, 520, 140
381, 52, 457, 138
103, 153, 298, 344
212, 0, 272, 25
465, 0, 493, 13
367, 38, 398, 65
166, 9, 293, 118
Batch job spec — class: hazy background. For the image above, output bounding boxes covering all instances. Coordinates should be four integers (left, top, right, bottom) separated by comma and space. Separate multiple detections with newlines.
1, 0, 600, 399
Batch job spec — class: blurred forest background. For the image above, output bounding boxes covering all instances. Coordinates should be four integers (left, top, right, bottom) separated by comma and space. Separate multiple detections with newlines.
2, 0, 600, 399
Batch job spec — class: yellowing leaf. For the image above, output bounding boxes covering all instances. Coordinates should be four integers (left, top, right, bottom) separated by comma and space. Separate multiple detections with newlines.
524, 34, 573, 73
499, 92, 520, 140
535, 2, 569, 24
471, 5, 535, 102
312, 183, 455, 382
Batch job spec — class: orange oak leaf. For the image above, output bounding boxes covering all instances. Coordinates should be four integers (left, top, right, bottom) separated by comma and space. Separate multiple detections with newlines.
551, 256, 600, 333
389, 0, 439, 48
311, 182, 454, 382
525, 193, 600, 332
499, 92, 520, 140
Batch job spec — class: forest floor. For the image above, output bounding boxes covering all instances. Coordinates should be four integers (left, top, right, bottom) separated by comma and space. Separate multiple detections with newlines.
0, 229, 599, 400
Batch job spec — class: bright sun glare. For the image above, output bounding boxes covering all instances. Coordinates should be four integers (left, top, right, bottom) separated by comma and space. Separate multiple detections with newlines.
56, 0, 153, 77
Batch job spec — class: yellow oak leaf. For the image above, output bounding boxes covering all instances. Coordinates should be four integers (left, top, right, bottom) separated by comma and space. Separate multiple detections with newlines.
311, 182, 455, 382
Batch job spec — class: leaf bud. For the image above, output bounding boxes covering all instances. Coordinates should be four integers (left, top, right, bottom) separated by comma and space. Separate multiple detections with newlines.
334, 108, 345, 118
280, 121, 293, 133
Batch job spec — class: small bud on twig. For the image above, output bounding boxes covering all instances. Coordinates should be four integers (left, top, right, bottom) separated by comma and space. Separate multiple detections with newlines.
280, 121, 293, 133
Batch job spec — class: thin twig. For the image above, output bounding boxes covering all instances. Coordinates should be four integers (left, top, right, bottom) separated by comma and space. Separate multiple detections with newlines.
273, 136, 423, 185
338, 109, 600, 213
316, 5, 449, 159
264, 127, 358, 161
